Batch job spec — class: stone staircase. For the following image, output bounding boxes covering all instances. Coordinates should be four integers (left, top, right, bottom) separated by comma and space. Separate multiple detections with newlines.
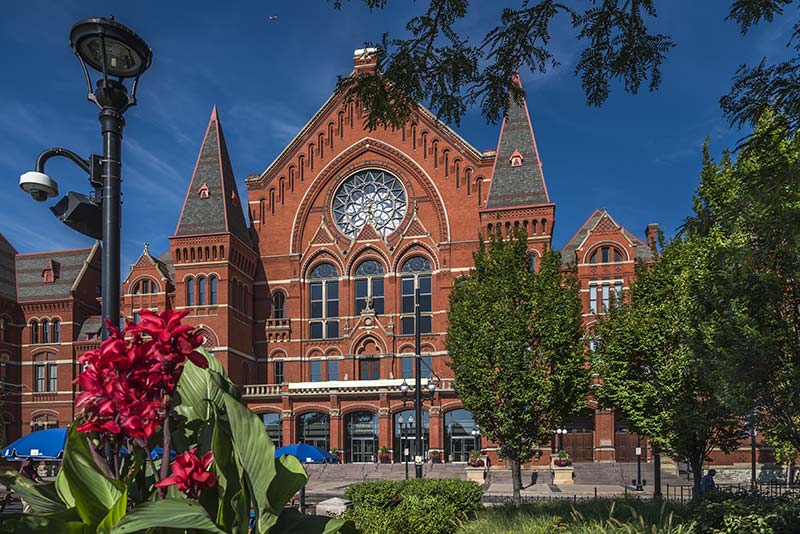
573, 462, 687, 487
305, 462, 468, 483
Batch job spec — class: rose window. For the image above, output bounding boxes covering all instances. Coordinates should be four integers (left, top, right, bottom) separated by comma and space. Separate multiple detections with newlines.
332, 170, 407, 238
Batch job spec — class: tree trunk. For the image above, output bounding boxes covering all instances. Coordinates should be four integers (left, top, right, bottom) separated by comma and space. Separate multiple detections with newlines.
690, 455, 704, 499
510, 457, 522, 506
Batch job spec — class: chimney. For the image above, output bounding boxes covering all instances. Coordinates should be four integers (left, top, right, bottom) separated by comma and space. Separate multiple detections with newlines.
645, 223, 659, 249
353, 47, 379, 75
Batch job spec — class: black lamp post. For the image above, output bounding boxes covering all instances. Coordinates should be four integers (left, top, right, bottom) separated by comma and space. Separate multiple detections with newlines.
19, 17, 151, 339
634, 435, 644, 491
398, 415, 413, 480
398, 287, 437, 478
746, 411, 758, 490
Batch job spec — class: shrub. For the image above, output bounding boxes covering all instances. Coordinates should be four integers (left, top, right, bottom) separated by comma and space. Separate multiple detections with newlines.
689, 493, 800, 533
344, 478, 483, 534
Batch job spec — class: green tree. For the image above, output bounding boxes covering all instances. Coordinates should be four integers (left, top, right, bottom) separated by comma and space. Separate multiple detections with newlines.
333, 0, 798, 133
446, 231, 588, 505
594, 237, 745, 498
683, 115, 800, 455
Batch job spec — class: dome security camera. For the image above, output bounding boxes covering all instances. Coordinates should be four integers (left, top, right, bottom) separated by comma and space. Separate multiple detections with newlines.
19, 171, 59, 202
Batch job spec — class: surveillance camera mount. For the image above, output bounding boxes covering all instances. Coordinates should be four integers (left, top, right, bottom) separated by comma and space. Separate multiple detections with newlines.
34, 148, 103, 191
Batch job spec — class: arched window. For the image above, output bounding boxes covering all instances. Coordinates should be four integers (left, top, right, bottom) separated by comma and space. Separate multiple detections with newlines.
354, 260, 385, 315
271, 291, 286, 319
53, 319, 60, 343
344, 411, 378, 463
186, 278, 195, 306
209, 276, 218, 305
400, 257, 432, 335
309, 263, 339, 340
263, 413, 283, 448
198, 277, 206, 305
0, 318, 6, 343
31, 414, 58, 431
41, 320, 49, 344
589, 245, 624, 264
444, 409, 479, 462
30, 320, 39, 344
296, 412, 329, 452
528, 252, 537, 272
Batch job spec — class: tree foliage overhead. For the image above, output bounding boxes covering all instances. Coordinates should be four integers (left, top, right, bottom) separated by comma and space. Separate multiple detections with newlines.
593, 237, 745, 496
332, 0, 799, 133
446, 231, 588, 503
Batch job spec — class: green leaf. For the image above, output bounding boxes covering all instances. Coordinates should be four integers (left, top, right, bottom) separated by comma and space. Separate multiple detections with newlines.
62, 424, 125, 528
0, 508, 84, 534
0, 471, 65, 514
271, 508, 358, 534
210, 419, 247, 534
97, 488, 127, 533
55, 469, 75, 509
268, 454, 308, 512
221, 392, 280, 532
109, 498, 225, 534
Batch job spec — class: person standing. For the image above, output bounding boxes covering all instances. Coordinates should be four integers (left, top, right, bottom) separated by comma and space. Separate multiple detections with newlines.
701, 468, 717, 496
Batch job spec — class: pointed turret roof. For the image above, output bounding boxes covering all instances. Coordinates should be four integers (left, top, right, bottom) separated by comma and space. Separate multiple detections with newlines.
175, 107, 250, 245
485, 74, 549, 209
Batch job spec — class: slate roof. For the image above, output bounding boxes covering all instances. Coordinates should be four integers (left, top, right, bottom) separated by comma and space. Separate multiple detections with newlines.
156, 251, 175, 280
0, 233, 17, 301
78, 315, 102, 340
485, 74, 549, 209
15, 242, 100, 302
124, 243, 173, 283
560, 209, 654, 264
175, 107, 250, 245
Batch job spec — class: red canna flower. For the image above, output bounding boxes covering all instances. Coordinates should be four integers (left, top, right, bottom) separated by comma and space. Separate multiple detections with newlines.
155, 448, 217, 498
74, 310, 206, 443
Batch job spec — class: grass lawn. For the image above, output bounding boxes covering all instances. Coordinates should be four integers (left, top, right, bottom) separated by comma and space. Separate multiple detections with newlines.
457, 499, 696, 533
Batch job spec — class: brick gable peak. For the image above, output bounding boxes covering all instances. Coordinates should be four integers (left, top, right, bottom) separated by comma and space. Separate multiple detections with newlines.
175, 106, 250, 246
485, 73, 549, 209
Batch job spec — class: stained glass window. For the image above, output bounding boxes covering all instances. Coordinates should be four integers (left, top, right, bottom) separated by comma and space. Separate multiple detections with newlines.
332, 170, 407, 238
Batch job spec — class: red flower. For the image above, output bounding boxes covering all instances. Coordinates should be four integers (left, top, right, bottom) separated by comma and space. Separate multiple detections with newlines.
155, 448, 217, 498
74, 310, 206, 443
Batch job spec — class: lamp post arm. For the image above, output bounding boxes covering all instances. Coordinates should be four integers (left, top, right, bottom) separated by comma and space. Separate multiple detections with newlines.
35, 148, 91, 175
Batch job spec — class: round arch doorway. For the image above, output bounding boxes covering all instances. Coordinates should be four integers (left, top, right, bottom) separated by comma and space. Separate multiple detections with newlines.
393, 410, 430, 463
296, 412, 330, 452
444, 409, 480, 463
344, 411, 378, 463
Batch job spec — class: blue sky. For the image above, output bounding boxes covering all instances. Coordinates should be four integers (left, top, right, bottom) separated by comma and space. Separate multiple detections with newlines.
0, 1, 796, 271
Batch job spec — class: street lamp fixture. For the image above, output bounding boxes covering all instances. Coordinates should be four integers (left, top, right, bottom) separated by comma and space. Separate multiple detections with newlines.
554, 427, 567, 452
20, 17, 151, 338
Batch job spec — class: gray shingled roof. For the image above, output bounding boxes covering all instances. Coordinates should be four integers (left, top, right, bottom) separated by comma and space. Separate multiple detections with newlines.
78, 315, 102, 340
486, 78, 549, 209
15, 243, 99, 302
175, 107, 250, 245
561, 210, 604, 264
156, 251, 175, 280
622, 228, 655, 261
0, 234, 17, 301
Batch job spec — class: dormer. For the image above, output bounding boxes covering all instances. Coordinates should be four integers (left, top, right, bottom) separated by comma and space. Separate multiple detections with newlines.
198, 182, 209, 199
42, 259, 60, 284
510, 149, 524, 167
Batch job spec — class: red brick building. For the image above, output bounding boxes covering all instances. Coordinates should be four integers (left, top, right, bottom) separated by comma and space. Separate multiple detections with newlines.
0, 49, 764, 471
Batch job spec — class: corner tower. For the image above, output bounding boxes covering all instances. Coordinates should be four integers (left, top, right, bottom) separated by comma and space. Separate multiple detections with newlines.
481, 73, 555, 259
170, 107, 257, 384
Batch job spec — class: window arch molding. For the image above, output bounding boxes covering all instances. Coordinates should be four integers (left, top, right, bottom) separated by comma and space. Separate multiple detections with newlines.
582, 241, 629, 264
344, 244, 391, 275
301, 252, 344, 281
131, 276, 161, 295
352, 258, 386, 315
392, 244, 437, 273
270, 289, 287, 319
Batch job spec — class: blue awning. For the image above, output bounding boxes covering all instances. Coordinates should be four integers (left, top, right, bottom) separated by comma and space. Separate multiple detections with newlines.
275, 443, 337, 463
2, 428, 66, 461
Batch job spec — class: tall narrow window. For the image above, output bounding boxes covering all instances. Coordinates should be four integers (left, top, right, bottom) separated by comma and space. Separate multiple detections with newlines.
613, 282, 623, 306
53, 320, 60, 343
528, 253, 537, 272
34, 361, 45, 392
328, 359, 339, 381
310, 360, 322, 382
209, 276, 218, 305
402, 356, 414, 378
309, 264, 339, 339
47, 362, 57, 392
589, 285, 598, 314
30, 321, 39, 344
359, 358, 380, 380
273, 361, 284, 384
601, 284, 611, 312
400, 257, 433, 335
42, 320, 50, 344
198, 277, 206, 305
186, 278, 195, 306
0, 318, 6, 342
354, 260, 384, 315
272, 291, 286, 319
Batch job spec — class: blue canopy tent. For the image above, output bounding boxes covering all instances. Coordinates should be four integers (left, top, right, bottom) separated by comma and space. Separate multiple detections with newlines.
2, 428, 66, 461
275, 443, 337, 464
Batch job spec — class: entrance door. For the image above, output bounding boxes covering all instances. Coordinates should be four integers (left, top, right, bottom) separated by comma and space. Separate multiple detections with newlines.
615, 433, 648, 462
449, 436, 477, 462
351, 437, 376, 463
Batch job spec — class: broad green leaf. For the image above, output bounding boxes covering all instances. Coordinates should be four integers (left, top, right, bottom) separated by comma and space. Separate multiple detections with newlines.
221, 392, 280, 533
55, 469, 75, 508
210, 419, 247, 534
97, 488, 127, 533
175, 351, 233, 422
271, 508, 358, 534
0, 508, 84, 534
268, 454, 308, 511
0, 471, 65, 514
62, 424, 125, 528
109, 498, 225, 534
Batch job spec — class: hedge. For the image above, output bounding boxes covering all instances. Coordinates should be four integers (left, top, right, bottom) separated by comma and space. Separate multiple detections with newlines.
343, 478, 483, 534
